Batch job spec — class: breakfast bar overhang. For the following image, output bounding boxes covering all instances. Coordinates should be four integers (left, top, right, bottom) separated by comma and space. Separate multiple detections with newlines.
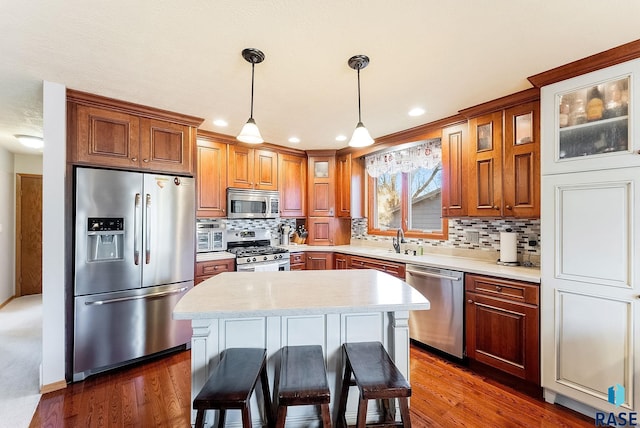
173, 269, 430, 427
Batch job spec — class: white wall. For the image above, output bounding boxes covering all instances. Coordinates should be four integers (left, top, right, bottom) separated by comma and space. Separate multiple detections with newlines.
41, 81, 66, 389
0, 146, 14, 304
14, 154, 43, 175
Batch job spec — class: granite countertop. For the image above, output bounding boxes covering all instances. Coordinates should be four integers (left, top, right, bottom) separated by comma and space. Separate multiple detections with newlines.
173, 269, 430, 320
283, 244, 541, 284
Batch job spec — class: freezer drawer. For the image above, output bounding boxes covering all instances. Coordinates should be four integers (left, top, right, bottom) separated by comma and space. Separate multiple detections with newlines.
73, 282, 192, 381
406, 265, 464, 358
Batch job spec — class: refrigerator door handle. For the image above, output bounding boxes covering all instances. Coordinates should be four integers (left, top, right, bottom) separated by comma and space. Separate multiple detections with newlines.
134, 193, 141, 265
145, 193, 151, 264
84, 286, 188, 306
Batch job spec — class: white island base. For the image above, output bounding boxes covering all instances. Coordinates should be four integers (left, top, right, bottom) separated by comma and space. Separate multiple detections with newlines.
173, 269, 430, 428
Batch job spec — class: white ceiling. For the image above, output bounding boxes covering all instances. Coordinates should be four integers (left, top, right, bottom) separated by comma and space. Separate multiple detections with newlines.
2, 1, 640, 155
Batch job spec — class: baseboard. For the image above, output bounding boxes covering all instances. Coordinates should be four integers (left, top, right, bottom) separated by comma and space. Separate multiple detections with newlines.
0, 296, 15, 310
40, 380, 67, 394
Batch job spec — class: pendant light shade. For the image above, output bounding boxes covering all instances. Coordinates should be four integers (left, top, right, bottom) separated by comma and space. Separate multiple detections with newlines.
237, 48, 265, 144
348, 55, 374, 148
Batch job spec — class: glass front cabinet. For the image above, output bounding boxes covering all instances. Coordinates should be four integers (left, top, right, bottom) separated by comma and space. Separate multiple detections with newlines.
541, 59, 640, 175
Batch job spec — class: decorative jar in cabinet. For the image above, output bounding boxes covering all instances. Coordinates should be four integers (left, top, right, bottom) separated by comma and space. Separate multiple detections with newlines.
540, 60, 640, 175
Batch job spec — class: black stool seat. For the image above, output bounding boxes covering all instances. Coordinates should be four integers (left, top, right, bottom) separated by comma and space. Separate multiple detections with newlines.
337, 342, 411, 428
275, 345, 332, 427
193, 348, 273, 428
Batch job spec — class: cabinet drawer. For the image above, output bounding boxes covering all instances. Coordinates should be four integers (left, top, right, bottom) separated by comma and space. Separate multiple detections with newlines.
465, 273, 538, 305
290, 252, 305, 264
349, 256, 406, 279
196, 259, 235, 277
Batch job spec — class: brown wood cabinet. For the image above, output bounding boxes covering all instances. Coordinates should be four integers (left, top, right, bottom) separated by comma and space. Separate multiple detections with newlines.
228, 145, 278, 190
307, 152, 336, 217
279, 153, 307, 218
195, 259, 235, 285
334, 253, 349, 270
336, 153, 365, 218
289, 252, 306, 270
307, 217, 351, 246
67, 90, 201, 175
196, 137, 228, 217
348, 255, 406, 279
462, 88, 540, 218
305, 252, 334, 270
465, 273, 540, 384
441, 122, 467, 217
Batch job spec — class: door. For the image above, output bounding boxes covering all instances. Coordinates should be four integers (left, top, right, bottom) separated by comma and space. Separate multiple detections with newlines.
197, 140, 227, 217
15, 174, 42, 296
541, 168, 640, 411
467, 112, 503, 216
75, 168, 143, 295
142, 173, 195, 288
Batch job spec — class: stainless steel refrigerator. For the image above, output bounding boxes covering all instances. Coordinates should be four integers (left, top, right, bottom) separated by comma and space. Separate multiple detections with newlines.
72, 167, 194, 381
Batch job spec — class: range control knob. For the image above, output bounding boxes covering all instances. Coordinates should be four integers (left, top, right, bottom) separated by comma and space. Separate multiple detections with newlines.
246, 258, 251, 263
252, 257, 257, 262
263, 256, 268, 261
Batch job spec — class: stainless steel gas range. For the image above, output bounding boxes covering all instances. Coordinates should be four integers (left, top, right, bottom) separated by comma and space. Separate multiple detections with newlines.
226, 229, 290, 272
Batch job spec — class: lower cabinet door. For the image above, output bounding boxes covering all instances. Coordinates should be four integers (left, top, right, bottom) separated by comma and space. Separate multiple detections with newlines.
466, 292, 539, 383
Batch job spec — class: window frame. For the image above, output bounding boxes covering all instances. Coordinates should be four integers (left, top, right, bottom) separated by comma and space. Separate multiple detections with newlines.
365, 133, 448, 241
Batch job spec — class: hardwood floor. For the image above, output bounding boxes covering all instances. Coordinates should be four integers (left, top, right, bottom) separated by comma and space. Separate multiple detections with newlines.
30, 345, 594, 427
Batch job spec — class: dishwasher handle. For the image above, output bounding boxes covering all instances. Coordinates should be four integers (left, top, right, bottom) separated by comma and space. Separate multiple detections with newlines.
406, 266, 462, 282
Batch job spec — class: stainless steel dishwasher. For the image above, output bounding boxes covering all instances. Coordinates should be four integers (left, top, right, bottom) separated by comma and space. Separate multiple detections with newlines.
405, 264, 464, 358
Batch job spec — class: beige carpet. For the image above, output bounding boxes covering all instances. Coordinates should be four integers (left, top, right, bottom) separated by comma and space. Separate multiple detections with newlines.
0, 295, 42, 428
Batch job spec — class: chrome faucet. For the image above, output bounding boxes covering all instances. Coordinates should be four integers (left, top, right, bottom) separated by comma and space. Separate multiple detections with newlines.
392, 228, 405, 254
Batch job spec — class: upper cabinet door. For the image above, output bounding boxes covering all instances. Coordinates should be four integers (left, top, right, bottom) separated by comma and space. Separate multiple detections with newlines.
279, 153, 307, 218
74, 104, 141, 169
228, 146, 278, 190
228, 145, 254, 189
441, 123, 467, 217
466, 111, 503, 217
541, 59, 640, 175
503, 101, 540, 218
254, 149, 278, 190
308, 155, 335, 217
139, 118, 193, 174
196, 139, 227, 217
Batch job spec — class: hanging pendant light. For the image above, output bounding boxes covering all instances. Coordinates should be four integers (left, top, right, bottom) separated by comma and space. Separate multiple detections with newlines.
348, 55, 374, 147
237, 48, 265, 144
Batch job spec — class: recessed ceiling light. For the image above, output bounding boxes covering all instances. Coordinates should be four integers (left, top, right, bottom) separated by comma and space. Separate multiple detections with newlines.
335, 135, 347, 142
408, 107, 425, 117
213, 119, 228, 127
15, 134, 44, 149
288, 137, 300, 144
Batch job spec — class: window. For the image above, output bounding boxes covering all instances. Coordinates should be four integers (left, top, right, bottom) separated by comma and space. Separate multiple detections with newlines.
366, 139, 448, 240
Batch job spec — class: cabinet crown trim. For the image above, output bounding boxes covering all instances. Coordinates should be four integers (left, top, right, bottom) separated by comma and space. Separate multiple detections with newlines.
67, 89, 204, 127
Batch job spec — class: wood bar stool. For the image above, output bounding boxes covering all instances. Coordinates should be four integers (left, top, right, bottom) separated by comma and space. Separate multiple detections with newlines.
193, 348, 274, 428
336, 342, 411, 428
275, 345, 332, 428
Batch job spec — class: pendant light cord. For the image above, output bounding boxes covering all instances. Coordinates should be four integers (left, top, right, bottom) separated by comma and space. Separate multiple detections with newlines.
250, 62, 255, 120
357, 68, 362, 123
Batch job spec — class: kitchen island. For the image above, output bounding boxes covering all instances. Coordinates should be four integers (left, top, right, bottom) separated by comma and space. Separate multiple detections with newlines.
173, 269, 429, 427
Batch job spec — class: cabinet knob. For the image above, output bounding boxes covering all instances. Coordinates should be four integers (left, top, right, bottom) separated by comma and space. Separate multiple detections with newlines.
493, 205, 500, 210
143, 159, 149, 163
505, 205, 513, 210
131, 157, 138, 162
496, 286, 503, 292
467, 299, 474, 304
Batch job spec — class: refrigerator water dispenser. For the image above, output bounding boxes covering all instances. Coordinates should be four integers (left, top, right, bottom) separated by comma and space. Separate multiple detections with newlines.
87, 217, 124, 261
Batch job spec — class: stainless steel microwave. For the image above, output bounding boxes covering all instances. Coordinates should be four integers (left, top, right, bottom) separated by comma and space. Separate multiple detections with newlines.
227, 188, 280, 219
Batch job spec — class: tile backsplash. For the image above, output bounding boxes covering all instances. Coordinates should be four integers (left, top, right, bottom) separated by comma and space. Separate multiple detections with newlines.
215, 217, 540, 265
351, 217, 540, 265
